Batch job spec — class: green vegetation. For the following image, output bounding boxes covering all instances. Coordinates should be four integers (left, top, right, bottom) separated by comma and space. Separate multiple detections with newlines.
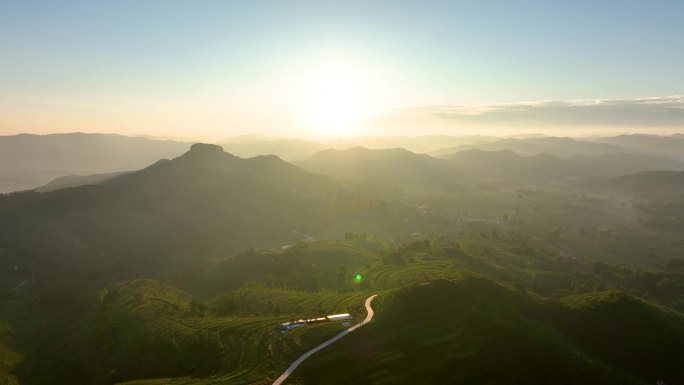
0, 316, 22, 385
289, 277, 684, 384
1, 140, 684, 384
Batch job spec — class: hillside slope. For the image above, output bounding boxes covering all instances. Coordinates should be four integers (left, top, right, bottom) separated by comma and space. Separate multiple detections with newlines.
290, 277, 683, 384
0, 144, 402, 271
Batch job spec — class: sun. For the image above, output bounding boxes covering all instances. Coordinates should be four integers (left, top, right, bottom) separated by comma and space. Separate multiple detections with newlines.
290, 60, 380, 137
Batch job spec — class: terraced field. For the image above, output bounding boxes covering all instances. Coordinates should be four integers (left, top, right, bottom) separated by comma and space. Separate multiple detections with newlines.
0, 300, 25, 385
0, 322, 21, 385
96, 280, 373, 385
358, 260, 457, 290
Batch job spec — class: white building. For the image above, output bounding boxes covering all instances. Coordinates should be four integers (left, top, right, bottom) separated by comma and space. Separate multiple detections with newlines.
326, 313, 352, 322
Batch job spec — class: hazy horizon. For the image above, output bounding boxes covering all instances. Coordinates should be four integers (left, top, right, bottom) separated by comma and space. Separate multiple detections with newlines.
2, 124, 683, 145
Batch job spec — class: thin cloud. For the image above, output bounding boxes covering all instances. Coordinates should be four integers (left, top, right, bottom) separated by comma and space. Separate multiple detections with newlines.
396, 96, 684, 128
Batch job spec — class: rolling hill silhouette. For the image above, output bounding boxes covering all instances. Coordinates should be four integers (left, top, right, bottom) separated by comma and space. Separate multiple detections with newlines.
0, 133, 190, 193
431, 137, 632, 157
0, 144, 394, 271
298, 147, 684, 189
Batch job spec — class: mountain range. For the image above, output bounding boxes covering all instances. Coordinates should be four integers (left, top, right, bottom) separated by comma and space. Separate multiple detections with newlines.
297, 146, 684, 189
0, 133, 190, 193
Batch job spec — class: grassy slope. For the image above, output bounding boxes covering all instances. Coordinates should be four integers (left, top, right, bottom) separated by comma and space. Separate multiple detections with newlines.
15, 277, 371, 385
0, 293, 33, 385
286, 275, 684, 385
0, 317, 22, 385
182, 240, 380, 298
8, 237, 684, 384
532, 290, 684, 383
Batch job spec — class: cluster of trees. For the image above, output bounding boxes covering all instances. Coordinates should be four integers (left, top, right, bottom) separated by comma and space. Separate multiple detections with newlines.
593, 260, 684, 305
189, 300, 208, 314
378, 239, 432, 266
635, 199, 684, 231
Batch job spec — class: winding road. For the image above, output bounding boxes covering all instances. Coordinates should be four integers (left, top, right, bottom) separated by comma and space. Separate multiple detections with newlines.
272, 294, 378, 385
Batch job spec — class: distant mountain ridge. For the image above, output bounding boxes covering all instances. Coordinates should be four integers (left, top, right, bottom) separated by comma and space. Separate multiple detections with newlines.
579, 170, 684, 197
219, 138, 348, 161
297, 146, 684, 189
0, 132, 191, 193
35, 171, 129, 192
431, 137, 633, 158
10, 133, 683, 196
218, 134, 504, 160
587, 134, 684, 161
296, 147, 462, 191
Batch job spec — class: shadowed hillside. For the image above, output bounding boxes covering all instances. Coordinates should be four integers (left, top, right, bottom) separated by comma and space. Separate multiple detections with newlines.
290, 277, 683, 385
0, 144, 430, 273
0, 144, 327, 269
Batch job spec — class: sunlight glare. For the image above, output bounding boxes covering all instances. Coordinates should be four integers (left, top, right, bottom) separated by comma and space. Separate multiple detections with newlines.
290, 60, 380, 137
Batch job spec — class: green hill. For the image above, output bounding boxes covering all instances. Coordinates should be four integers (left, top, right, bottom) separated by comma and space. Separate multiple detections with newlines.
289, 277, 683, 385
17, 277, 371, 385
181, 240, 380, 298
532, 290, 684, 383
5, 233, 684, 384
0, 144, 412, 272
0, 307, 22, 385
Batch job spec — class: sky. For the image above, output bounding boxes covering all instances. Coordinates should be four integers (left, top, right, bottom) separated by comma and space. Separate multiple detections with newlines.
1, 0, 683, 140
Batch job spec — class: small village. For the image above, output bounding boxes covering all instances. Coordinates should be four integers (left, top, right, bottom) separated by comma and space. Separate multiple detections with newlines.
280, 313, 353, 332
